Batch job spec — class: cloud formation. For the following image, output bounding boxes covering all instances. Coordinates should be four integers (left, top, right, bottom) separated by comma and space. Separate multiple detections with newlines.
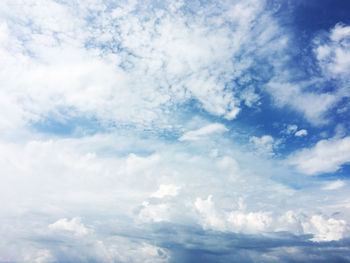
179, 123, 228, 141
288, 136, 350, 175
1, 0, 350, 262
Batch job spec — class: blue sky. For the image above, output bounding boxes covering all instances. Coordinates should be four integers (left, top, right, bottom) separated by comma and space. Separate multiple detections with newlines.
1, 0, 350, 262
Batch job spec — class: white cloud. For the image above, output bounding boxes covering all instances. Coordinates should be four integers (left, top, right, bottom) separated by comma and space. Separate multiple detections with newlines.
0, 0, 293, 134
1, 0, 347, 133
138, 202, 170, 223
104, 237, 170, 263
288, 136, 350, 175
273, 23, 350, 125
249, 135, 277, 156
268, 80, 338, 125
0, 133, 349, 261
22, 249, 55, 263
316, 23, 350, 78
323, 180, 345, 191
33, 249, 55, 263
1, 1, 350, 261
276, 211, 348, 242
125, 153, 160, 176
283, 125, 307, 137
216, 156, 240, 173
267, 24, 350, 125
302, 215, 347, 242
194, 195, 349, 240
49, 217, 91, 236
179, 123, 228, 141
295, 129, 308, 137
285, 124, 298, 135
227, 211, 272, 233
151, 184, 180, 198
195, 195, 226, 231
194, 196, 272, 234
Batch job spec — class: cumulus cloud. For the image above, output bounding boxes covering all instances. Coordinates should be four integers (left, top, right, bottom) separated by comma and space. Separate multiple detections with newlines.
195, 195, 226, 231
194, 194, 348, 242
1, 0, 350, 262
295, 129, 308, 137
227, 211, 272, 233
288, 136, 350, 175
179, 123, 228, 141
303, 215, 347, 242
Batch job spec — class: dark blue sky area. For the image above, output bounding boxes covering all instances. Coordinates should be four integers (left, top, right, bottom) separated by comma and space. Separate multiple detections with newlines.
293, 0, 350, 33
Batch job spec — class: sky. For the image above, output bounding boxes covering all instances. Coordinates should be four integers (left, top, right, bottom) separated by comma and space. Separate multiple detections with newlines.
1, 0, 350, 262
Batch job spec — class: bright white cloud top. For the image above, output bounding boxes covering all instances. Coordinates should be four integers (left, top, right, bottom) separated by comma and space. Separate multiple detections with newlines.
1, 0, 350, 262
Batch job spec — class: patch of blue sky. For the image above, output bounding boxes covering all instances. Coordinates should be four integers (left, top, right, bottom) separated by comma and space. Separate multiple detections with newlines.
318, 164, 350, 180
271, 0, 350, 79
292, 0, 350, 36
30, 112, 103, 138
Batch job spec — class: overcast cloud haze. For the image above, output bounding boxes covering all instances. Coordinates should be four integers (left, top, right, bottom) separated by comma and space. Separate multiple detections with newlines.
1, 0, 350, 262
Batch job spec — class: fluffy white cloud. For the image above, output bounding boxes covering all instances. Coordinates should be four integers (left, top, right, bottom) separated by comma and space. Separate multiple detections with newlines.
316, 24, 350, 79
195, 195, 226, 231
283, 125, 307, 137
194, 195, 348, 241
295, 129, 308, 137
288, 136, 350, 175
227, 211, 272, 233
179, 123, 228, 141
303, 215, 347, 242
151, 184, 180, 198
276, 211, 349, 242
49, 217, 91, 236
